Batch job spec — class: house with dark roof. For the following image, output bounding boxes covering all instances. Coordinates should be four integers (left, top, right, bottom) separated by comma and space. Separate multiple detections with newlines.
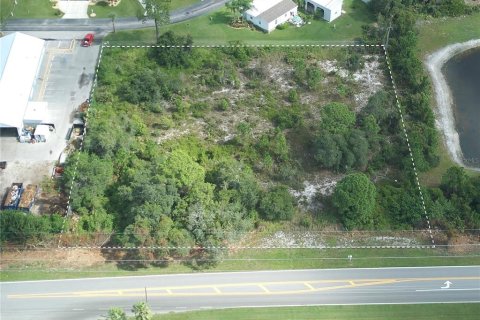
244, 0, 298, 33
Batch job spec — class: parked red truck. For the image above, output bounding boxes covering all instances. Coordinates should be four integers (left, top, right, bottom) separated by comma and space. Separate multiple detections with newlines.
81, 33, 94, 47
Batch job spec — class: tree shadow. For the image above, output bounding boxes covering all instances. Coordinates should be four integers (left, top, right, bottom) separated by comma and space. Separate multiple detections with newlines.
209, 11, 232, 25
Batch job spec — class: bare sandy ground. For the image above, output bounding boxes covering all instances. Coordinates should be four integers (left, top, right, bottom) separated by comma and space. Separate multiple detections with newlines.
425, 39, 480, 171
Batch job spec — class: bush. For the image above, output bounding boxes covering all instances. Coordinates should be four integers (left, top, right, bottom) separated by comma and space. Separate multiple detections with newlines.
217, 98, 229, 111
0, 211, 63, 243
332, 173, 377, 229
259, 186, 296, 221
276, 23, 289, 30
190, 101, 211, 118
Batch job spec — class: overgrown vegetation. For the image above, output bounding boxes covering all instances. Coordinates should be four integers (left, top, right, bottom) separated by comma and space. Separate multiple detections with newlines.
3, 0, 479, 269
0, 210, 64, 244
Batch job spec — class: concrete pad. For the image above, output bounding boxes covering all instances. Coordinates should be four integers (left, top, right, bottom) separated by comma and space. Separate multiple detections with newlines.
0, 161, 52, 199
0, 40, 100, 200
58, 0, 89, 19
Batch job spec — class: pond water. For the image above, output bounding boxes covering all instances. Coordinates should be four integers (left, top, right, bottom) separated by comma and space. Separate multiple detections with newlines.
443, 47, 480, 168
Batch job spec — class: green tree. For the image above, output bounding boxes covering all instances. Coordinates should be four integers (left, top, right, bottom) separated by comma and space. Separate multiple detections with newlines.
0, 211, 63, 244
132, 302, 152, 320
106, 307, 127, 320
259, 186, 295, 221
142, 0, 171, 41
320, 102, 356, 134
226, 0, 253, 23
314, 133, 342, 170
333, 173, 377, 229
155, 31, 193, 68
63, 152, 114, 213
441, 166, 473, 199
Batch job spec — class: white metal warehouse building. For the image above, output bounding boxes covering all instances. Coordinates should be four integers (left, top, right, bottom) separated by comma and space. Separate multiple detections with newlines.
0, 32, 46, 136
305, 0, 343, 22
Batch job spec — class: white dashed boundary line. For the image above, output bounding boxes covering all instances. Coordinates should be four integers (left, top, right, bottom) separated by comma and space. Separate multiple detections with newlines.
57, 43, 435, 250
382, 45, 435, 248
57, 245, 437, 250
57, 43, 106, 248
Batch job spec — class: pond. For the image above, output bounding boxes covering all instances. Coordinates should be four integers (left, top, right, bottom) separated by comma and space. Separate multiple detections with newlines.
443, 47, 480, 168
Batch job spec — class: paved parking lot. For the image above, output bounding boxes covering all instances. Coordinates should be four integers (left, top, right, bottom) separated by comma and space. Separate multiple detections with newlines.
0, 40, 100, 197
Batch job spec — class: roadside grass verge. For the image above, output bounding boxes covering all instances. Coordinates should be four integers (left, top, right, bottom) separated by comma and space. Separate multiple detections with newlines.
106, 0, 374, 44
2, 248, 479, 282
1, 0, 60, 19
150, 304, 480, 320
92, 0, 144, 18
417, 12, 480, 186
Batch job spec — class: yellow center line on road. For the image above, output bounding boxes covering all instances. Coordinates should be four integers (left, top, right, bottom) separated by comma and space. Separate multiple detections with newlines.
304, 282, 315, 291
8, 276, 479, 299
258, 284, 270, 293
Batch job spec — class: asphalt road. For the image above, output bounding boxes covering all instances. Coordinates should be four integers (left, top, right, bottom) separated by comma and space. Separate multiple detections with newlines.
1, 266, 479, 319
1, 0, 228, 33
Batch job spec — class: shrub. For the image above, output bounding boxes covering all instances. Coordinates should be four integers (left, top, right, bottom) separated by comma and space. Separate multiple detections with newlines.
276, 23, 289, 30
217, 98, 229, 111
259, 186, 296, 221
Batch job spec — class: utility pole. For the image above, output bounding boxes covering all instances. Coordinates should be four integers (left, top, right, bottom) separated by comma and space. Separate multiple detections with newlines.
384, 16, 393, 50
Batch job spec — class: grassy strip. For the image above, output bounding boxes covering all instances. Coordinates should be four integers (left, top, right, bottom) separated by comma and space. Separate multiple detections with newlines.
417, 12, 480, 186
150, 304, 480, 320
106, 0, 373, 44
1, 0, 60, 19
2, 248, 479, 281
92, 0, 144, 18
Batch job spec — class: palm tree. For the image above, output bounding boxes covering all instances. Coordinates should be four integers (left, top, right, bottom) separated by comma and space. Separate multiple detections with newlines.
132, 302, 152, 320
226, 0, 253, 23
106, 307, 127, 320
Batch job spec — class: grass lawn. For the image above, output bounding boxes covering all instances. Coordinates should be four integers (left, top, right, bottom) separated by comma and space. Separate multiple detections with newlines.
92, 0, 144, 18
106, 0, 374, 44
2, 248, 479, 281
416, 12, 480, 185
1, 0, 60, 19
152, 304, 480, 320
171, 0, 200, 11
417, 13, 480, 57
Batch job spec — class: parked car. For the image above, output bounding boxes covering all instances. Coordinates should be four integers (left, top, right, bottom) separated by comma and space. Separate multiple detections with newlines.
81, 33, 94, 47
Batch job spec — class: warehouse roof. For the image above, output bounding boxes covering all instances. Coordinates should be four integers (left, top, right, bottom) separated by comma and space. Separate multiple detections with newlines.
0, 33, 45, 129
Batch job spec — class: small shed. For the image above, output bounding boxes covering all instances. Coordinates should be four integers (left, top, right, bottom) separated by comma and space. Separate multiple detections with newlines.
305, 0, 343, 22
244, 0, 298, 33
